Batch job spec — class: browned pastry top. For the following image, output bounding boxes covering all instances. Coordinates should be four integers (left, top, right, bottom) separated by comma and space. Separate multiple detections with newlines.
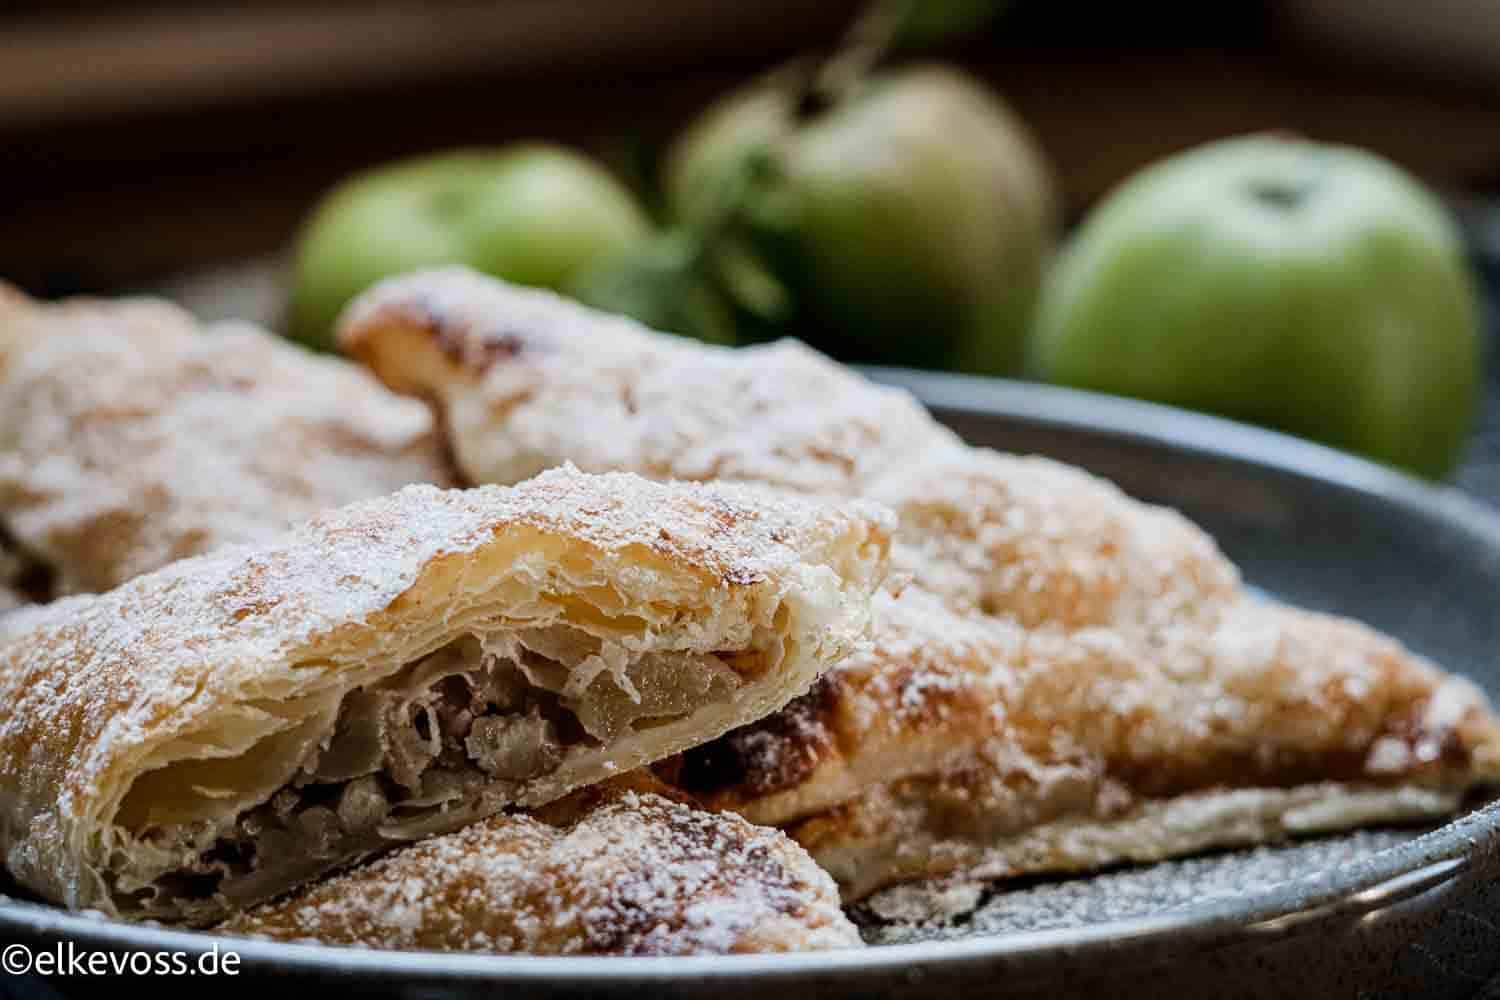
340, 267, 956, 495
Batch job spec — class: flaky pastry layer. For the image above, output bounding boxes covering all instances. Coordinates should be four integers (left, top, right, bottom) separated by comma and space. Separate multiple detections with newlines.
338, 269, 1500, 900
0, 467, 889, 921
340, 267, 954, 495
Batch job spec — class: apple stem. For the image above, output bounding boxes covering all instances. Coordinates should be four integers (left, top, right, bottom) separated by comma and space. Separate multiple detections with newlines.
1247, 179, 1311, 211
675, 0, 918, 259
794, 0, 918, 120
656, 0, 918, 328
1245, 155, 1331, 212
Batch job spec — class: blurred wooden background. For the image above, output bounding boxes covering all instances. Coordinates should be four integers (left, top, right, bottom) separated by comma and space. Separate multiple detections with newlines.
6, 1, 1500, 297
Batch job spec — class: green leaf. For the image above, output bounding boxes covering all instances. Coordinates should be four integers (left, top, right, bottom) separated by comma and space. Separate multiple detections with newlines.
567, 232, 738, 346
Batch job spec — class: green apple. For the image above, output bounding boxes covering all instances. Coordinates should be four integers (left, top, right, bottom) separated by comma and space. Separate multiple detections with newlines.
1032, 136, 1481, 478
289, 145, 649, 350
666, 64, 1058, 372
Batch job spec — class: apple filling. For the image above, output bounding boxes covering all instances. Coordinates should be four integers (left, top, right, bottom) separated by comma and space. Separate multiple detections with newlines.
112, 628, 744, 922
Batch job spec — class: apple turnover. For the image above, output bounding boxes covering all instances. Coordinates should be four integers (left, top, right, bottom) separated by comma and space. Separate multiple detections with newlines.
0, 467, 889, 922
339, 268, 954, 494
225, 773, 860, 954
0, 283, 450, 598
341, 268, 1500, 899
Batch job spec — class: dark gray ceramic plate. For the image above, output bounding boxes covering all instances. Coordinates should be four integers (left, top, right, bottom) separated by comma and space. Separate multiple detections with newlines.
4, 372, 1500, 999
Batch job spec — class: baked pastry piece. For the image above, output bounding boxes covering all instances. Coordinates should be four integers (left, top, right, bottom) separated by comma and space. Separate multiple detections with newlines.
0, 283, 450, 597
339, 268, 954, 494
339, 268, 1500, 899
0, 468, 889, 922
684, 454, 1500, 897
678, 582, 1500, 898
224, 773, 861, 954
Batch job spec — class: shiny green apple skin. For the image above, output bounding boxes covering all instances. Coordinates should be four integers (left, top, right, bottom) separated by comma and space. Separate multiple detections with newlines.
289, 145, 649, 350
667, 65, 1058, 372
1032, 137, 1481, 479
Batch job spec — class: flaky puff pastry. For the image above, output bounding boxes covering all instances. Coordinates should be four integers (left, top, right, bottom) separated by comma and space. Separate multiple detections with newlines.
339, 269, 1500, 899
339, 268, 954, 495
0, 467, 889, 923
224, 773, 861, 955
0, 283, 450, 597
677, 583, 1500, 898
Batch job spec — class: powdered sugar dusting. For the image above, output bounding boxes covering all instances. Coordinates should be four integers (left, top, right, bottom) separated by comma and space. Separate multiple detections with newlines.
0, 466, 888, 911
0, 286, 451, 596
859, 828, 1421, 940
225, 785, 860, 955
342, 268, 957, 496
867, 449, 1240, 631
336, 268, 1500, 900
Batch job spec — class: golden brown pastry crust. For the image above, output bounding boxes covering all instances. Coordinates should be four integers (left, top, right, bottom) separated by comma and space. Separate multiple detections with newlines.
867, 449, 1241, 629
0, 283, 451, 596
0, 467, 889, 920
224, 775, 861, 955
340, 268, 955, 494
338, 268, 1500, 899
674, 585, 1500, 895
